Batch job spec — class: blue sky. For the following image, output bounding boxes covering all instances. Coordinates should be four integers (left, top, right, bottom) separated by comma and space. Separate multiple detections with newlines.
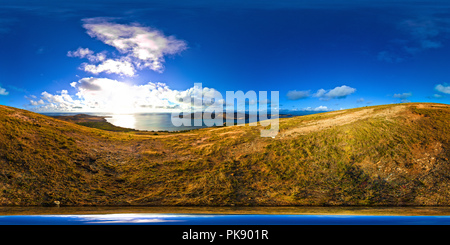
1, 0, 450, 113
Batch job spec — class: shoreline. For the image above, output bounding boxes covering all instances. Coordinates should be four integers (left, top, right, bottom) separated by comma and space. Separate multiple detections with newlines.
49, 113, 295, 133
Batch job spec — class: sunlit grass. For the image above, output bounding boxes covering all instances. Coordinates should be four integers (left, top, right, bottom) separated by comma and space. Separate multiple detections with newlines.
1, 103, 450, 206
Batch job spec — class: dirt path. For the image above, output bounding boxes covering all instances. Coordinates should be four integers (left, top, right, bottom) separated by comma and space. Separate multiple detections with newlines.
281, 105, 407, 137
132, 133, 199, 138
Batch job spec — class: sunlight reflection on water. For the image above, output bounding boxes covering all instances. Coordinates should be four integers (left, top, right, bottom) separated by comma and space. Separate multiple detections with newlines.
106, 114, 137, 129
105, 113, 209, 131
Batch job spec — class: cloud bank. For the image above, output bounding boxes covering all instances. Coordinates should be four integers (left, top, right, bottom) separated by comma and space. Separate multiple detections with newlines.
28, 78, 222, 113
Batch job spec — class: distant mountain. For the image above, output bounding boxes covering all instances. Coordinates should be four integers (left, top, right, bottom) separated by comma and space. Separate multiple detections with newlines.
1, 103, 450, 206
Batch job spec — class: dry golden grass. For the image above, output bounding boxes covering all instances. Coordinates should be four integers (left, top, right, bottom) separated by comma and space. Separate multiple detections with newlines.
1, 103, 450, 206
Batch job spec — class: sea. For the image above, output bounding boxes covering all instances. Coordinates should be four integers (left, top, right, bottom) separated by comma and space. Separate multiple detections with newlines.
42, 111, 317, 132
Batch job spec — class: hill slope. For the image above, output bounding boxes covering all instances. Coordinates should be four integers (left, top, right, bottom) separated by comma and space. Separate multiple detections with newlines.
1, 103, 450, 206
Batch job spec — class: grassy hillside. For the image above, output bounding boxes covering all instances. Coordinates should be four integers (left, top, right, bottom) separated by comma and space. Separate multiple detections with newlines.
1, 103, 450, 206
51, 114, 137, 132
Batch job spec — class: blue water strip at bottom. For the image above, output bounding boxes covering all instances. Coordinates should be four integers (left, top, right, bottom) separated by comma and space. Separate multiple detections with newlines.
1, 214, 450, 225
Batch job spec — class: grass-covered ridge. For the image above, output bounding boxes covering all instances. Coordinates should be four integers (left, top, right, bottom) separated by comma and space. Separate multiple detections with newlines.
1, 103, 450, 206
51, 114, 138, 132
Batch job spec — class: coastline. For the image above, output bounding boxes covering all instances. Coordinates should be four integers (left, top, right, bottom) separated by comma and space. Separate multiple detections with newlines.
50, 112, 295, 132
51, 114, 138, 132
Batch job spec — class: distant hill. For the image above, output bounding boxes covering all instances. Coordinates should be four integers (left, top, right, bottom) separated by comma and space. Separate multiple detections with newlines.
51, 114, 137, 132
1, 103, 450, 206
51, 114, 110, 123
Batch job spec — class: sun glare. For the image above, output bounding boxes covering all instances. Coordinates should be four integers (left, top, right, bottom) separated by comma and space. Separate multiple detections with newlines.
105, 114, 136, 129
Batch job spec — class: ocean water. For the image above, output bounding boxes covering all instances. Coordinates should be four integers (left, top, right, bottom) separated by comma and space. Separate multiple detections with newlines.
43, 111, 315, 132
106, 113, 210, 131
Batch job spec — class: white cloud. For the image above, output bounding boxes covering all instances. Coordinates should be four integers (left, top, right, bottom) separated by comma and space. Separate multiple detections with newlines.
68, 46, 133, 76
35, 20, 202, 112
79, 18, 187, 74
393, 92, 412, 103
30, 99, 45, 106
300, 105, 332, 112
67, 47, 106, 63
67, 47, 94, 58
82, 58, 136, 77
313, 85, 356, 100
314, 88, 327, 98
435, 84, 450, 94
286, 90, 310, 100
87, 52, 107, 63
27, 90, 81, 112
0, 86, 8, 96
29, 78, 221, 113
393, 92, 412, 99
